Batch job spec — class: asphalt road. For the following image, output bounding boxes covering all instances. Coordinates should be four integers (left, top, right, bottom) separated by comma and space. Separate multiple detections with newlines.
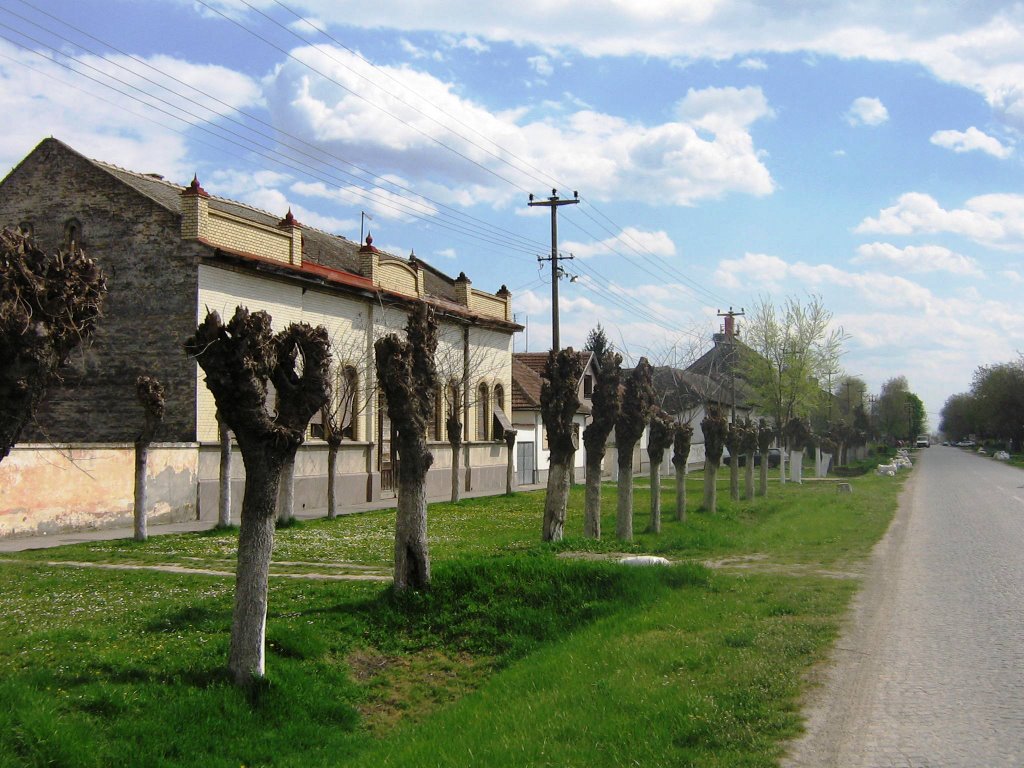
783, 445, 1024, 767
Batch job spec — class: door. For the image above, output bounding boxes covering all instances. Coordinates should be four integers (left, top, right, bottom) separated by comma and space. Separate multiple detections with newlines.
516, 441, 535, 486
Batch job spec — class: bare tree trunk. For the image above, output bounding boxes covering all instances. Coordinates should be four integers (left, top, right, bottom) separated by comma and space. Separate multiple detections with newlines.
326, 443, 339, 519
450, 441, 461, 503
779, 447, 787, 485
133, 441, 148, 542
132, 376, 164, 543
675, 462, 687, 522
729, 459, 739, 501
277, 455, 296, 523
648, 459, 661, 533
758, 459, 768, 497
504, 430, 516, 496
218, 416, 233, 527
744, 452, 755, 500
616, 452, 634, 541
228, 452, 282, 686
703, 460, 719, 513
543, 460, 572, 541
584, 455, 603, 538
394, 473, 430, 590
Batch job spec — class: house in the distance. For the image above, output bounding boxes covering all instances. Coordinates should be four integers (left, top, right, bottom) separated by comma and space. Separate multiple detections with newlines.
511, 351, 596, 486
0, 137, 520, 538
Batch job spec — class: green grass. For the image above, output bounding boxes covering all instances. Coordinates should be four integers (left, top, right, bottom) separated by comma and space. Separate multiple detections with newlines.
0, 468, 902, 767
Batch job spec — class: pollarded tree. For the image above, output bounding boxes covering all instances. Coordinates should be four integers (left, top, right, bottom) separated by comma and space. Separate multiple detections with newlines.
582, 328, 623, 539
755, 419, 774, 497
375, 304, 439, 591
672, 422, 694, 522
740, 419, 758, 501
133, 375, 165, 542
0, 227, 106, 464
646, 407, 676, 533
702, 405, 728, 514
726, 421, 744, 502
540, 348, 585, 542
185, 307, 330, 687
615, 358, 654, 541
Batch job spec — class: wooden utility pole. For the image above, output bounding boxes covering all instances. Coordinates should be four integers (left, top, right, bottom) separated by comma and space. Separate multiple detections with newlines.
717, 306, 744, 422
529, 189, 579, 351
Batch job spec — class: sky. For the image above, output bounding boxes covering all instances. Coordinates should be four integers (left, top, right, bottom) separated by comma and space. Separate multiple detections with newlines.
3, 1, 1024, 428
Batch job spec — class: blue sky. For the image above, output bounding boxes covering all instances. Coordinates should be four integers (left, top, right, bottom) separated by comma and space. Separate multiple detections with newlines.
4, 0, 1024, 427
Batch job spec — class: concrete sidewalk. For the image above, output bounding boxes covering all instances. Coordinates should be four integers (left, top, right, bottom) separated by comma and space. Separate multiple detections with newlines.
0, 482, 546, 553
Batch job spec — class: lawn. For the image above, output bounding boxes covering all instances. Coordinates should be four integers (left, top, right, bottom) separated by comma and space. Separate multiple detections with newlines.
0, 468, 902, 767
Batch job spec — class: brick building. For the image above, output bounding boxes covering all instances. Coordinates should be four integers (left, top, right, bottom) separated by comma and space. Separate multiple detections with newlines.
0, 138, 520, 537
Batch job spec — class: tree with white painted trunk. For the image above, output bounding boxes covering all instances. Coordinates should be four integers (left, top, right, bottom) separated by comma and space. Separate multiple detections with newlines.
133, 375, 165, 542
740, 419, 758, 501
217, 412, 233, 527
755, 419, 774, 497
672, 422, 693, 522
540, 348, 584, 542
615, 358, 654, 541
702, 405, 728, 514
726, 421, 743, 502
582, 326, 622, 539
646, 407, 675, 533
374, 304, 439, 591
185, 307, 330, 687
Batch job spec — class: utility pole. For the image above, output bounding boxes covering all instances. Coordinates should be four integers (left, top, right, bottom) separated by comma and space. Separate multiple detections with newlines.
717, 306, 745, 422
529, 189, 579, 351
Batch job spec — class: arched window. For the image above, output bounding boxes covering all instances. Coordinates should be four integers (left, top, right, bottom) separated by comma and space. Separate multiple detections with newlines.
340, 365, 358, 439
433, 385, 444, 441
63, 218, 81, 251
476, 382, 490, 441
492, 384, 506, 440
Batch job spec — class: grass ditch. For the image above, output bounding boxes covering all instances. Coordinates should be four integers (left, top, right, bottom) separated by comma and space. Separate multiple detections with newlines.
0, 469, 902, 767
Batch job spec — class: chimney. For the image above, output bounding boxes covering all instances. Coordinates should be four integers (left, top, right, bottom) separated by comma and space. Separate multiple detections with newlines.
454, 271, 472, 308
278, 208, 302, 266
496, 284, 512, 321
724, 313, 735, 340
359, 233, 379, 284
180, 174, 210, 240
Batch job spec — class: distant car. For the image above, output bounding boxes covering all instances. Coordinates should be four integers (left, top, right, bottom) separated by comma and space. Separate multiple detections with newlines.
915, 437, 929, 448
942, 441, 950, 446
755, 448, 782, 468
956, 440, 975, 447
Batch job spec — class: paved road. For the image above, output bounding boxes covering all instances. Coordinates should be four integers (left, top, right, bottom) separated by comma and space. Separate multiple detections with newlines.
784, 446, 1024, 767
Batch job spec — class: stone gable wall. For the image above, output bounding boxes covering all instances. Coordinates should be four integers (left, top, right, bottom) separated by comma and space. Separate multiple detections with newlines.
0, 140, 200, 442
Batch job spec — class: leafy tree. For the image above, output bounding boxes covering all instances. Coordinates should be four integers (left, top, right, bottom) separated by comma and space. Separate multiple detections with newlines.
741, 294, 845, 452
582, 328, 622, 539
874, 376, 926, 442
540, 348, 585, 542
0, 227, 105, 463
133, 375, 165, 542
185, 307, 330, 686
615, 358, 654, 541
939, 392, 976, 443
646, 407, 675, 533
972, 362, 1024, 450
375, 304, 439, 590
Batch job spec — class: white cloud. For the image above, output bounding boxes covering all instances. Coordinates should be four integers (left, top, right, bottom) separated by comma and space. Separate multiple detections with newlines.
930, 127, 1012, 158
0, 41, 261, 179
562, 227, 677, 259
855, 192, 1024, 249
853, 242, 982, 276
232, 4, 1024, 131
291, 179, 438, 221
999, 269, 1024, 283
846, 96, 889, 126
527, 55, 554, 77
713, 252, 933, 308
264, 50, 776, 206
738, 57, 767, 70
434, 247, 457, 259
